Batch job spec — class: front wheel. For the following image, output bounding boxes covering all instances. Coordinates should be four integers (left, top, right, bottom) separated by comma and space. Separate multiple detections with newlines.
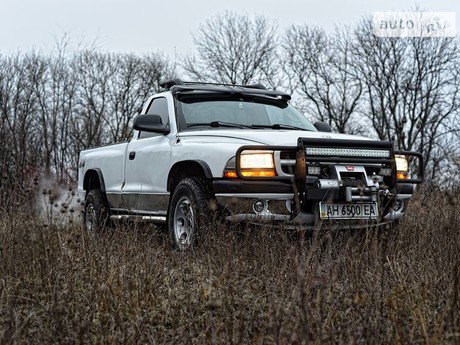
84, 189, 109, 233
167, 177, 216, 250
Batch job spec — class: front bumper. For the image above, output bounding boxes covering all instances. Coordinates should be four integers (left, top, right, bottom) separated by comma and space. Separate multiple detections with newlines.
213, 180, 413, 229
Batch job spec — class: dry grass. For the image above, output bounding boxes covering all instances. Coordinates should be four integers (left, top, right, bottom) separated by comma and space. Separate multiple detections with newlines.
0, 187, 459, 344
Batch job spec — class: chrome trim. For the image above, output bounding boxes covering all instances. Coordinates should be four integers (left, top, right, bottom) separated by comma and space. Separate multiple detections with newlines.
274, 151, 294, 177
217, 196, 291, 216
110, 214, 166, 223
383, 211, 404, 221
215, 193, 294, 200
107, 192, 170, 212
351, 196, 373, 201
225, 211, 394, 230
128, 209, 167, 216
142, 216, 167, 222
225, 213, 291, 222
280, 159, 296, 165
123, 193, 169, 213
121, 192, 170, 195
396, 193, 412, 200
111, 208, 167, 216
106, 193, 124, 208
317, 179, 340, 189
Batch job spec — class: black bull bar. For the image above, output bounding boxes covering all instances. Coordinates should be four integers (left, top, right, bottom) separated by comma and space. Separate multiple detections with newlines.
235, 137, 424, 186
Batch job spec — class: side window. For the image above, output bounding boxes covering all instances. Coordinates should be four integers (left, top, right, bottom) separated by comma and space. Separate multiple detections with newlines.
138, 97, 169, 139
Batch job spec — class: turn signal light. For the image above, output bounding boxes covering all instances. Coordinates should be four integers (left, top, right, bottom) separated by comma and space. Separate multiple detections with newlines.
224, 171, 238, 178
241, 169, 276, 177
397, 172, 408, 180
224, 169, 276, 178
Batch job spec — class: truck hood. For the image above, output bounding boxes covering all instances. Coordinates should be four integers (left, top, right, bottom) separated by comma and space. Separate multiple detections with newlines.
179, 129, 373, 146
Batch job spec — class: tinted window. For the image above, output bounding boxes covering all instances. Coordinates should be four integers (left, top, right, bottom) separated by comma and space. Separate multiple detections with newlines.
177, 94, 316, 131
139, 97, 169, 139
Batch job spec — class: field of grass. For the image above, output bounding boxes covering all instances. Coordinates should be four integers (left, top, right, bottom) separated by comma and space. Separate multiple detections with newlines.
0, 187, 459, 344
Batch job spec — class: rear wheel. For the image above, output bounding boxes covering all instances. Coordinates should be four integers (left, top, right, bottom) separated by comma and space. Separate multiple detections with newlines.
167, 177, 216, 250
84, 189, 109, 233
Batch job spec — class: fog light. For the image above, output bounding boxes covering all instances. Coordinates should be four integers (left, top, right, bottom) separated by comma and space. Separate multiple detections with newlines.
379, 168, 392, 176
285, 200, 292, 213
394, 199, 404, 212
307, 166, 321, 175
253, 200, 266, 213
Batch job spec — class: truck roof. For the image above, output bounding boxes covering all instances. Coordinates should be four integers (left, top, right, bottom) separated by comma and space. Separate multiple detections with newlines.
160, 79, 291, 101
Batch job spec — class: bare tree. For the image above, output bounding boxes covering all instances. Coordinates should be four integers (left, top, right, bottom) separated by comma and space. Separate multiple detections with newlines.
0, 43, 175, 211
352, 19, 460, 179
283, 25, 362, 133
183, 12, 279, 86
68, 50, 175, 170
70, 50, 115, 151
1, 15, 459, 212
32, 48, 77, 181
0, 53, 44, 209
106, 53, 174, 143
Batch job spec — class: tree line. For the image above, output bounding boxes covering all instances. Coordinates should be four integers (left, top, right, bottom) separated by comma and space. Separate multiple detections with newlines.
185, 12, 460, 183
1, 12, 459, 211
0, 49, 175, 210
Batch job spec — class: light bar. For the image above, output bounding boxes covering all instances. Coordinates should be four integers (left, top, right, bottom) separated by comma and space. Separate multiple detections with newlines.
305, 147, 390, 158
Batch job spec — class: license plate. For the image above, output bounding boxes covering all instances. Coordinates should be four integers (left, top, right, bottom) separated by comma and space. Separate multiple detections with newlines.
319, 202, 378, 220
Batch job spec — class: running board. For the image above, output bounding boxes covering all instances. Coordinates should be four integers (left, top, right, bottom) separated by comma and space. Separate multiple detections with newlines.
110, 215, 167, 224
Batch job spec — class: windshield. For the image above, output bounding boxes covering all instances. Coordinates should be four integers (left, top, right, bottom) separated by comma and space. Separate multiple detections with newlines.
176, 94, 317, 131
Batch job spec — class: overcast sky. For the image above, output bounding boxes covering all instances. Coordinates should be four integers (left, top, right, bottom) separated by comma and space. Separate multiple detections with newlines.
1, 0, 459, 57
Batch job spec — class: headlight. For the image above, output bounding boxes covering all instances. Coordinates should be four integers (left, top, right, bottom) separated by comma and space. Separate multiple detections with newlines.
240, 152, 276, 177
395, 155, 409, 172
240, 153, 274, 169
395, 155, 409, 180
223, 152, 276, 178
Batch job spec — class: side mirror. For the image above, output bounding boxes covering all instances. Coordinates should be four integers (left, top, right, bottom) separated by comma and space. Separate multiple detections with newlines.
314, 121, 332, 132
133, 114, 170, 134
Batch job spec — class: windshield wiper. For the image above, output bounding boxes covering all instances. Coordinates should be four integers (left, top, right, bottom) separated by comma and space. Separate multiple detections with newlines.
186, 121, 252, 129
250, 124, 308, 131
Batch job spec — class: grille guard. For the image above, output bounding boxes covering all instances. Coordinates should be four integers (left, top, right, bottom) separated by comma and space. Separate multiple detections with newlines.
235, 138, 424, 185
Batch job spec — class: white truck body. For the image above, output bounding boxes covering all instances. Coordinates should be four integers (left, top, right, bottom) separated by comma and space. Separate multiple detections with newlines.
78, 80, 423, 249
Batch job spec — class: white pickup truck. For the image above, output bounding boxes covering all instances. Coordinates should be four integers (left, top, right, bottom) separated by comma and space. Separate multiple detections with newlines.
78, 79, 423, 249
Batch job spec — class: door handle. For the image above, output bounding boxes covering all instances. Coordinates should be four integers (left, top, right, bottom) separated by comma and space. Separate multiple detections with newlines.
129, 151, 136, 160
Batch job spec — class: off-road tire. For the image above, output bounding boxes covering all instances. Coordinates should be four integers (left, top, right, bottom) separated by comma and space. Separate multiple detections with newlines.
84, 189, 110, 233
167, 177, 216, 250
